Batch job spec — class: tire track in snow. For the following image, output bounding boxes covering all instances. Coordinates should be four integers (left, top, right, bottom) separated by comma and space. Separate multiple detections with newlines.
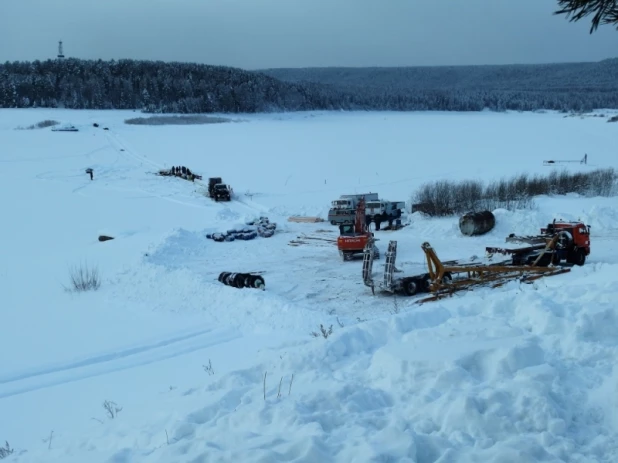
104, 130, 162, 170
103, 129, 266, 217
0, 327, 241, 399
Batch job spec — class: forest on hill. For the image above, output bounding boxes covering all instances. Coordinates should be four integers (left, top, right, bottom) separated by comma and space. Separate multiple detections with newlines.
1, 57, 617, 113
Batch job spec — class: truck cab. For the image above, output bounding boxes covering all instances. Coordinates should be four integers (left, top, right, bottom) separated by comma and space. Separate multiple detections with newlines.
542, 221, 590, 255
212, 183, 232, 201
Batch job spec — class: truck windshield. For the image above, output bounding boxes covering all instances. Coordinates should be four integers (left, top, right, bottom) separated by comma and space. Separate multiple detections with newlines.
366, 202, 381, 209
332, 200, 351, 207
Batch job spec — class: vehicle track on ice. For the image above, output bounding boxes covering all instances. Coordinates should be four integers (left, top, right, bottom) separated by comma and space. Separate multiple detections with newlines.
0, 327, 241, 399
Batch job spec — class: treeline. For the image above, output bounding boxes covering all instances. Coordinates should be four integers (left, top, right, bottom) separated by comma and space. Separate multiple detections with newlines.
1, 57, 618, 113
0, 59, 343, 113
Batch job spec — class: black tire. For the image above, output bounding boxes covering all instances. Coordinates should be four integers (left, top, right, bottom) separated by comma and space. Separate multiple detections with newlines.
534, 253, 553, 267
225, 273, 236, 286
218, 272, 231, 283
233, 273, 247, 288
402, 278, 419, 296
574, 249, 586, 266
250, 275, 265, 289
421, 274, 432, 292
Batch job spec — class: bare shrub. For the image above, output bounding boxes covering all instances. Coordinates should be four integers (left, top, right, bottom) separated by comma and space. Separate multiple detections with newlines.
310, 324, 333, 338
411, 168, 617, 216
16, 120, 59, 130
0, 441, 13, 459
65, 263, 101, 292
202, 359, 214, 375
124, 115, 231, 125
103, 400, 122, 419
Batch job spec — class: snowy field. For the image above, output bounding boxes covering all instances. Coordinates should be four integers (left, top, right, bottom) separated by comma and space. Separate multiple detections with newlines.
1, 108, 618, 462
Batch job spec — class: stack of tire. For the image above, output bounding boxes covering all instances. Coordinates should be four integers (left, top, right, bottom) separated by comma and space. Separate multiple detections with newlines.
218, 272, 265, 290
206, 216, 277, 242
206, 228, 257, 242
251, 216, 277, 238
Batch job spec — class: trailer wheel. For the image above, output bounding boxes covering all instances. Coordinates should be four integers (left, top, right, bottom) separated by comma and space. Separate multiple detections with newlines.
421, 274, 432, 292
402, 278, 419, 296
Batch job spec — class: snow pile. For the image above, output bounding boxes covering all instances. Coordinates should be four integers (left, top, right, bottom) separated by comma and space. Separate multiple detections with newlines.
24, 272, 618, 462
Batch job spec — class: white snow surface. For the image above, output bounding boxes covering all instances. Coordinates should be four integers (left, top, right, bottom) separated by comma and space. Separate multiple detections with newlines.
1, 108, 618, 462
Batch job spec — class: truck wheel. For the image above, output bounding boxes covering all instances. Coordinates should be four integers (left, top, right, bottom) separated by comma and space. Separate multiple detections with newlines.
574, 249, 586, 266
402, 278, 419, 296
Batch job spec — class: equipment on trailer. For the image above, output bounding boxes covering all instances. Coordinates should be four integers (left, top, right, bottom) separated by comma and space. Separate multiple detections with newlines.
208, 177, 232, 201
337, 196, 379, 261
362, 236, 572, 302
486, 220, 590, 266
328, 193, 379, 225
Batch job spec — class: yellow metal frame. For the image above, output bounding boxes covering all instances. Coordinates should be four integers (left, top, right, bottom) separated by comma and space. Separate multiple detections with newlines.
417, 235, 571, 303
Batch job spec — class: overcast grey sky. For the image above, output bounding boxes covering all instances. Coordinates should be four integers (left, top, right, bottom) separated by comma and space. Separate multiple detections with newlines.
0, 0, 616, 69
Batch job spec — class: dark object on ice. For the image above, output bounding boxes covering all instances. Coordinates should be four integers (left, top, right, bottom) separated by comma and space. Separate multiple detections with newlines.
206, 217, 277, 242
103, 127, 109, 130
459, 210, 495, 236
93, 123, 99, 127
85, 167, 94, 180
218, 272, 265, 290
98, 235, 114, 242
51, 124, 79, 132
157, 166, 202, 182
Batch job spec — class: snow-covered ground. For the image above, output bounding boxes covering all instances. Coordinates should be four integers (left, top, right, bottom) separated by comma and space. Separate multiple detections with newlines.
1, 108, 618, 462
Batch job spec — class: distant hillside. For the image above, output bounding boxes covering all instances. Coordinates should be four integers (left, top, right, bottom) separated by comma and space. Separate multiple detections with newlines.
260, 58, 618, 112
1, 57, 617, 113
260, 59, 618, 92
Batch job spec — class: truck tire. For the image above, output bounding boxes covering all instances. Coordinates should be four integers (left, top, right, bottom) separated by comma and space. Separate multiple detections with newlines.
574, 249, 586, 266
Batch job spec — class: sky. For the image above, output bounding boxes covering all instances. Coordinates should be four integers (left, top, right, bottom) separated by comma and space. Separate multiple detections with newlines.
0, 0, 616, 69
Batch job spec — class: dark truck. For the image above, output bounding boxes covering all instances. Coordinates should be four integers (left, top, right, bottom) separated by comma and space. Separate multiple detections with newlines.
208, 177, 232, 201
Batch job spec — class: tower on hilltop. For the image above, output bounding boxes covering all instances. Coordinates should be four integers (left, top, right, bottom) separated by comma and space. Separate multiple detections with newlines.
57, 41, 65, 59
